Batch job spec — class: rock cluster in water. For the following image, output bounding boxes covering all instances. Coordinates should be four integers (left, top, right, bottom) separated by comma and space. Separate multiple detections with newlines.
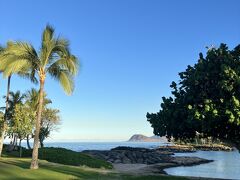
83, 146, 212, 166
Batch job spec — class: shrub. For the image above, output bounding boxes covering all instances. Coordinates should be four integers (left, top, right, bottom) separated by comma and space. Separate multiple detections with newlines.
22, 147, 113, 169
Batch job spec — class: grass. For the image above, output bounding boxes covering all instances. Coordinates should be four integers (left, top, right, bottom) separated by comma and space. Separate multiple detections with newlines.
22, 147, 113, 169
1, 146, 188, 179
0, 157, 188, 180
0, 157, 115, 179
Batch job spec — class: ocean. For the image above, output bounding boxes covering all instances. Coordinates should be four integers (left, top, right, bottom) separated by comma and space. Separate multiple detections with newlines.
43, 141, 168, 151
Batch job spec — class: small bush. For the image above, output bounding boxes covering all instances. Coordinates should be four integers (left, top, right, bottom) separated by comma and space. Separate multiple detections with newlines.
22, 147, 113, 169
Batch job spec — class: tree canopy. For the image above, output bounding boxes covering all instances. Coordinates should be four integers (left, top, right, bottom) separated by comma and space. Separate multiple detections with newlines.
147, 44, 240, 148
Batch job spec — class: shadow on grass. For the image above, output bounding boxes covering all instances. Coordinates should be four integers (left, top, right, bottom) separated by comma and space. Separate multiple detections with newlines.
42, 164, 119, 179
1, 158, 119, 179
0, 158, 30, 169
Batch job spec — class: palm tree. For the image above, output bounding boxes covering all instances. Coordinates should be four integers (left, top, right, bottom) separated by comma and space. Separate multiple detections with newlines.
0, 45, 5, 157
0, 45, 11, 157
0, 74, 11, 157
0, 44, 37, 157
25, 88, 52, 149
26, 88, 52, 112
0, 25, 79, 169
6, 91, 26, 121
0, 75, 12, 157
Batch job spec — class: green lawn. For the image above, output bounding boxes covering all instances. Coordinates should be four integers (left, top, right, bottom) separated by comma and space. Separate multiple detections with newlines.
0, 157, 187, 180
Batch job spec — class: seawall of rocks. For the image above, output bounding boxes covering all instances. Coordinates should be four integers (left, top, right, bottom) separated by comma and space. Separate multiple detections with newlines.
83, 146, 212, 166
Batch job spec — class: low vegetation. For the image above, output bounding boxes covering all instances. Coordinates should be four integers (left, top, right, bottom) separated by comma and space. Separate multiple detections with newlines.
3, 145, 112, 169
21, 147, 113, 169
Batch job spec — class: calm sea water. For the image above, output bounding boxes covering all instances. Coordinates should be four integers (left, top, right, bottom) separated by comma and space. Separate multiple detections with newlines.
165, 150, 240, 180
43, 141, 169, 151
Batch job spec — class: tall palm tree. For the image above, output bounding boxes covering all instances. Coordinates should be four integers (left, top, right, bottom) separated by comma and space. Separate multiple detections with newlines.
0, 45, 11, 157
0, 45, 5, 157
0, 44, 37, 157
0, 25, 79, 169
0, 74, 11, 157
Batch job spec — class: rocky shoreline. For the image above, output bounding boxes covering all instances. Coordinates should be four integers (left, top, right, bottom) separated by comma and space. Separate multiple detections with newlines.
157, 144, 233, 153
83, 146, 213, 175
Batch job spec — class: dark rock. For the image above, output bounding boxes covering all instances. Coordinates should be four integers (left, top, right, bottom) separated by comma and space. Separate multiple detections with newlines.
83, 146, 212, 167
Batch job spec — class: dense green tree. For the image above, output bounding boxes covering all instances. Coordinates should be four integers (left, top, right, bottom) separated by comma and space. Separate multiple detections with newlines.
147, 44, 240, 148
12, 103, 35, 157
0, 25, 79, 169
5, 91, 26, 118
4, 91, 26, 151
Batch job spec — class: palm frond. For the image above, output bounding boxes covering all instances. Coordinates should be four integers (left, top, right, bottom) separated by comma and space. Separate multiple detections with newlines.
48, 66, 74, 95
41, 25, 56, 67
0, 41, 39, 77
41, 37, 70, 67
6, 41, 38, 61
2, 59, 32, 77
0, 45, 4, 52
58, 70, 74, 95
47, 55, 79, 76
17, 70, 38, 84
42, 24, 55, 45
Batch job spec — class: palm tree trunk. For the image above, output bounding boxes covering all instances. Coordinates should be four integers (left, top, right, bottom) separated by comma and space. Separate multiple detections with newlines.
30, 79, 44, 169
0, 126, 6, 156
26, 134, 31, 149
19, 139, 22, 158
40, 141, 44, 148
0, 75, 11, 157
14, 137, 18, 151
8, 133, 15, 152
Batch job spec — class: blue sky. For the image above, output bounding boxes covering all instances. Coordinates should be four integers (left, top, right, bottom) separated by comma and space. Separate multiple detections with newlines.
0, 0, 239, 141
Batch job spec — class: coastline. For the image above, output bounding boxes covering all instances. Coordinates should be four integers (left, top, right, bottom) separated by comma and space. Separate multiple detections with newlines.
3, 143, 236, 179
83, 146, 214, 175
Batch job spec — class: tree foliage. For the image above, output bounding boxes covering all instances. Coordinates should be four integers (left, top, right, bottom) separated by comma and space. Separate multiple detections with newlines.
39, 108, 60, 147
1, 89, 60, 151
11, 103, 35, 142
147, 44, 240, 147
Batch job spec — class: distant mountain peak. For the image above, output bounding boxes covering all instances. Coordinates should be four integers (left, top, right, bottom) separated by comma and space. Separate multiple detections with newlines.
128, 134, 167, 142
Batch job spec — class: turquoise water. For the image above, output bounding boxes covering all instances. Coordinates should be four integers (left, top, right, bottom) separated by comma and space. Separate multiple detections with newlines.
165, 150, 240, 180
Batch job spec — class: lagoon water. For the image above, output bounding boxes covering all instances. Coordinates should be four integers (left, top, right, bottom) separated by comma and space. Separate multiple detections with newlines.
30, 141, 240, 180
165, 150, 240, 180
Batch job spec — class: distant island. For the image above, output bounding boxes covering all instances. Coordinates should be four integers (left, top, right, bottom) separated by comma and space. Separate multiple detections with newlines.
128, 134, 168, 142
